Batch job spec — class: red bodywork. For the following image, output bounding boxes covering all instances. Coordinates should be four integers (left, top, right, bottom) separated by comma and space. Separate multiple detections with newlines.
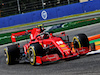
11, 27, 90, 65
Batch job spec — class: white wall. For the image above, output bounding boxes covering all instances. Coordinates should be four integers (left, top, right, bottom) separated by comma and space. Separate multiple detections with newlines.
79, 0, 88, 3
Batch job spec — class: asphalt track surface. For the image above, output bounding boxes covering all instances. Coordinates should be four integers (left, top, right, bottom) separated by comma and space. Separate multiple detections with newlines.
0, 23, 100, 75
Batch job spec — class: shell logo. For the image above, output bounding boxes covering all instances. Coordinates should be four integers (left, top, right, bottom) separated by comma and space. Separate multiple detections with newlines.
40, 43, 42, 45
60, 44, 66, 47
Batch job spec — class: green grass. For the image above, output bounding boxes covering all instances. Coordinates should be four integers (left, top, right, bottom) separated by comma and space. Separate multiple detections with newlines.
50, 17, 100, 33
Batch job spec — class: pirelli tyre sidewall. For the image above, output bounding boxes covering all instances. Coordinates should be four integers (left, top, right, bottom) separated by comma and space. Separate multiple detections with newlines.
4, 44, 20, 65
73, 33, 89, 49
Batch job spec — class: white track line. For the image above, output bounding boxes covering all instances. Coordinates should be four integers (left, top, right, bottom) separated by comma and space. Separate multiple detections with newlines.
86, 49, 100, 55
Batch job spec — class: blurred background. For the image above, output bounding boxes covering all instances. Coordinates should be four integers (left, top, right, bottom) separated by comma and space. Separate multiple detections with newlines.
0, 0, 84, 17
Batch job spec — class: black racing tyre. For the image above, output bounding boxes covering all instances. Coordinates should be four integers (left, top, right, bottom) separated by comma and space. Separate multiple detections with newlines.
73, 33, 89, 49
4, 44, 20, 65
28, 42, 44, 66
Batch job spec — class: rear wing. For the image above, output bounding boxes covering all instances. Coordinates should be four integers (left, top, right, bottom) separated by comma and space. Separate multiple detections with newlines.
11, 29, 32, 42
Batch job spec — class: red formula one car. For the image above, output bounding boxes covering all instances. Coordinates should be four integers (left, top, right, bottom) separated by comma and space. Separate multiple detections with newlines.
4, 26, 95, 66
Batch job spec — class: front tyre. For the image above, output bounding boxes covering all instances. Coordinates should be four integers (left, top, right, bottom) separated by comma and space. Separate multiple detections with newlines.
73, 33, 89, 49
28, 42, 44, 66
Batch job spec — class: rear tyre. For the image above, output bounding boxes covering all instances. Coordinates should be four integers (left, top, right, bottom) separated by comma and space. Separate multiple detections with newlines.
73, 33, 89, 49
4, 44, 20, 65
28, 42, 44, 66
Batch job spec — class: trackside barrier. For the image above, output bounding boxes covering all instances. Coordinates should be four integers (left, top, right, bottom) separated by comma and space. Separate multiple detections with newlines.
83, 0, 100, 12
88, 34, 100, 41
0, 0, 100, 28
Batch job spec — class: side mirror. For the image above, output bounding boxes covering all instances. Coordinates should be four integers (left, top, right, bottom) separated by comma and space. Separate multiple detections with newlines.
61, 32, 65, 36
50, 33, 53, 38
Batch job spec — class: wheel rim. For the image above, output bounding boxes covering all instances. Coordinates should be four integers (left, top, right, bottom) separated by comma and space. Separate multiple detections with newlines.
5, 53, 8, 63
4, 50, 9, 64
73, 39, 79, 48
29, 49, 34, 63
29, 48, 36, 65
73, 36, 81, 48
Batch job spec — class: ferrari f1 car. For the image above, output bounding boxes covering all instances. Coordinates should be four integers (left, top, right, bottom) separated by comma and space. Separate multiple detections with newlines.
4, 25, 95, 66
